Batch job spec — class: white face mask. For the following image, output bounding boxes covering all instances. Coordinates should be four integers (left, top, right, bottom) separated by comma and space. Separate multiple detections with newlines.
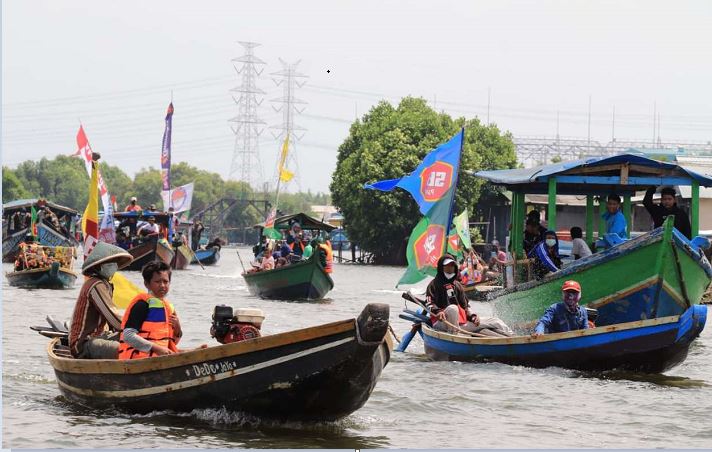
444, 272, 456, 280
99, 262, 118, 280
545, 239, 557, 247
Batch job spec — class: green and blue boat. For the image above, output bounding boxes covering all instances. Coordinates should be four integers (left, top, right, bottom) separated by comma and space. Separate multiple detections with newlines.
6, 261, 78, 289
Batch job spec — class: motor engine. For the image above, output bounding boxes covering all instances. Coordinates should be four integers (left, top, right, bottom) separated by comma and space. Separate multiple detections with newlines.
211, 305, 264, 344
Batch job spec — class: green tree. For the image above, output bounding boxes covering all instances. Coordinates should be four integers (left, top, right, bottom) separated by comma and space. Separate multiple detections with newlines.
130, 168, 162, 209
330, 97, 516, 264
2, 167, 31, 203
100, 162, 133, 208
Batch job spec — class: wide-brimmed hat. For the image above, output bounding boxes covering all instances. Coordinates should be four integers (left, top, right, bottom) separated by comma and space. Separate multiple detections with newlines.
82, 242, 134, 274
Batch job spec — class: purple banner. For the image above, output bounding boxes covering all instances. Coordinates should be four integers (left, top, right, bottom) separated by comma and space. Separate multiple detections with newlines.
161, 102, 174, 192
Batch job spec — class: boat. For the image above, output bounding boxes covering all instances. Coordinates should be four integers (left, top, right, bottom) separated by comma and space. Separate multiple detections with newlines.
472, 154, 712, 327
114, 212, 175, 271
171, 242, 192, 270
6, 261, 78, 289
418, 305, 707, 372
243, 252, 334, 300
192, 246, 220, 265
463, 281, 502, 301
244, 213, 336, 300
38, 303, 392, 421
2, 199, 79, 263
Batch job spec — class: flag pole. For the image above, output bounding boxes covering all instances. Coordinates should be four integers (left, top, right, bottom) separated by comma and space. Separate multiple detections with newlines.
444, 127, 465, 252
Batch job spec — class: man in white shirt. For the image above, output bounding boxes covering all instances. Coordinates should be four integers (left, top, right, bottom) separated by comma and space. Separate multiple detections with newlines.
138, 216, 160, 237
570, 227, 592, 260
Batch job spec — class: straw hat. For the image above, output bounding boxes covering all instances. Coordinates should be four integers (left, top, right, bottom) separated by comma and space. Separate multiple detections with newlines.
82, 242, 134, 275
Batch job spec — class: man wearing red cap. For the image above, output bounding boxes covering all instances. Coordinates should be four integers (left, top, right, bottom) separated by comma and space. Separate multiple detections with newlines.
531, 280, 589, 337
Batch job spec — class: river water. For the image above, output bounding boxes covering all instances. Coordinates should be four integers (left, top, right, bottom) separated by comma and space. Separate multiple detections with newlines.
3, 247, 712, 448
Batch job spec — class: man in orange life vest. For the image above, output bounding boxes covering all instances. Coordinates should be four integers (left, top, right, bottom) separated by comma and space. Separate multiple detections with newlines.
118, 261, 206, 359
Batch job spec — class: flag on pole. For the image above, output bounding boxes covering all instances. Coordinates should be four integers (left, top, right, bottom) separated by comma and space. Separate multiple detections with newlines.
161, 182, 194, 213
111, 273, 142, 309
395, 130, 464, 286
278, 135, 294, 183
161, 103, 174, 194
82, 160, 100, 259
30, 206, 38, 237
364, 131, 463, 216
453, 209, 472, 250
263, 208, 282, 240
75, 126, 115, 242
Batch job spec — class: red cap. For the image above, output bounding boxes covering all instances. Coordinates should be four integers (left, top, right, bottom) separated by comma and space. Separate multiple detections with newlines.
562, 280, 581, 292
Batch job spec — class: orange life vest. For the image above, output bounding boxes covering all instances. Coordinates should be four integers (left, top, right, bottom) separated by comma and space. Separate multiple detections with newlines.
319, 242, 333, 273
118, 293, 177, 360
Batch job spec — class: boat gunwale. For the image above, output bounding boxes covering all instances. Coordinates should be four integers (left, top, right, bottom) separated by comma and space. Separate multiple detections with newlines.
241, 253, 335, 291
422, 314, 681, 346
48, 318, 355, 374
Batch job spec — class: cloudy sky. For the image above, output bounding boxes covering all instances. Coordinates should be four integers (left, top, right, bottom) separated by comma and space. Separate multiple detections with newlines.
3, 0, 711, 193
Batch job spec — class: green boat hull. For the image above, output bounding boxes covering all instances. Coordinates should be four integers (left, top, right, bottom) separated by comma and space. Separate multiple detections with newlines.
492, 219, 712, 329
5, 262, 77, 289
242, 254, 334, 301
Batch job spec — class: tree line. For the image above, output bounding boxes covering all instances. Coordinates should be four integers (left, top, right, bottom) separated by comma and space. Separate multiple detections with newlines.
2, 156, 330, 233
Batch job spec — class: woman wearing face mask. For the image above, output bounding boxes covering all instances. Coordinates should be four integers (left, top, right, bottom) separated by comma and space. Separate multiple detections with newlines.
527, 230, 562, 280
531, 280, 589, 338
68, 242, 134, 359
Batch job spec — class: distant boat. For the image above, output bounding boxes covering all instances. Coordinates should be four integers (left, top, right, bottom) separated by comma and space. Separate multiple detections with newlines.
39, 303, 392, 421
191, 246, 220, 266
243, 252, 334, 300
2, 199, 78, 263
171, 243, 192, 270
6, 261, 78, 290
114, 212, 175, 271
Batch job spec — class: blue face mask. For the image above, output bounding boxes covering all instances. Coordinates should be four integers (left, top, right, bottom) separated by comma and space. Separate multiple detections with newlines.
545, 239, 557, 247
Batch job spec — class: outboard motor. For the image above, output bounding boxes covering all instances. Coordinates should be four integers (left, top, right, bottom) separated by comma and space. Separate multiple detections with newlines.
210, 305, 264, 344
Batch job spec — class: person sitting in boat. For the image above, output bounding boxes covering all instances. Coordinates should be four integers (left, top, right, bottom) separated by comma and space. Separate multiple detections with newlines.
318, 238, 334, 273
570, 226, 592, 260
426, 254, 512, 336
287, 223, 305, 256
253, 234, 267, 258
205, 237, 224, 251
125, 196, 142, 212
528, 230, 562, 280
531, 280, 589, 338
69, 242, 133, 359
260, 245, 276, 271
138, 216, 160, 238
118, 261, 205, 359
643, 186, 692, 240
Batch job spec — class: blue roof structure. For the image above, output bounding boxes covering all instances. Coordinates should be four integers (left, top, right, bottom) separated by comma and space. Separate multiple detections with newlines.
472, 153, 712, 195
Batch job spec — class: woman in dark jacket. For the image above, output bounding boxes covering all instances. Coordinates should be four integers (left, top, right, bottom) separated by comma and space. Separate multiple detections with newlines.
527, 230, 562, 280
426, 254, 479, 333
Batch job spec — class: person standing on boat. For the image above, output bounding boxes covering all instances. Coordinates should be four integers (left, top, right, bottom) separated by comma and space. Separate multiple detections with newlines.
287, 223, 305, 257
527, 230, 562, 279
68, 242, 133, 359
118, 261, 204, 359
643, 186, 692, 239
531, 280, 588, 338
523, 211, 547, 255
191, 219, 205, 251
125, 196, 142, 212
602, 194, 627, 239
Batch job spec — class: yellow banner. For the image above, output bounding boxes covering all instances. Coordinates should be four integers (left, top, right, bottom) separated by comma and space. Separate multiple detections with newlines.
278, 135, 293, 182
111, 272, 141, 309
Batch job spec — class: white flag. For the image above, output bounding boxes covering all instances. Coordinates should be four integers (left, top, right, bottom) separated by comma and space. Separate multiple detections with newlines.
162, 182, 194, 213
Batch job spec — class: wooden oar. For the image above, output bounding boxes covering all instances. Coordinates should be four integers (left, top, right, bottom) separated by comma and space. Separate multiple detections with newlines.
236, 249, 247, 274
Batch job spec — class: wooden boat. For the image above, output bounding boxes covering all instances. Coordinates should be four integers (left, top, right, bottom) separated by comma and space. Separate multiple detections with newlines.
2, 199, 79, 262
490, 219, 712, 328
463, 281, 502, 301
6, 261, 78, 289
171, 243, 192, 270
418, 304, 707, 372
243, 252, 334, 300
42, 303, 392, 421
246, 212, 336, 300
114, 212, 175, 271
473, 154, 712, 327
191, 246, 220, 265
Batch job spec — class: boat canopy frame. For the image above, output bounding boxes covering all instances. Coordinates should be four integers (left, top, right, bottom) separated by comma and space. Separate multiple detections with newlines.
2, 199, 78, 218
254, 212, 336, 233
473, 153, 712, 259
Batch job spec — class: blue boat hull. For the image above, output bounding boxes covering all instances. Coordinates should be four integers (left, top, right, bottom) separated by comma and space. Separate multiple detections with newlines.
191, 247, 220, 265
421, 305, 707, 373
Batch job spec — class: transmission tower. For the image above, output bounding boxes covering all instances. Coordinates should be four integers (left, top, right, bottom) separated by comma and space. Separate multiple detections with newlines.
270, 59, 308, 191
228, 41, 266, 191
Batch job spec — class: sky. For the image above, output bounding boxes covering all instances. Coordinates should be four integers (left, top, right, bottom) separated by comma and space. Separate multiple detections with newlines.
2, 0, 711, 193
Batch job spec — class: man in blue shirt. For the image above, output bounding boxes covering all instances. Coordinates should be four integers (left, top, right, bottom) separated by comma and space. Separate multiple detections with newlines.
531, 280, 588, 337
602, 193, 627, 239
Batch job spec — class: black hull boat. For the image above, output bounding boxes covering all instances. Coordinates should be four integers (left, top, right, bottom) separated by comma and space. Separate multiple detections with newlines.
45, 303, 391, 421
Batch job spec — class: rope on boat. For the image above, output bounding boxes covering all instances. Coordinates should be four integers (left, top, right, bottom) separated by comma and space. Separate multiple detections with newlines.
388, 324, 401, 344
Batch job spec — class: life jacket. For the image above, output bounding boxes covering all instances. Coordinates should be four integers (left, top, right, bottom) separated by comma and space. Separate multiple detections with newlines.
118, 293, 177, 360
318, 243, 333, 273
289, 240, 305, 253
